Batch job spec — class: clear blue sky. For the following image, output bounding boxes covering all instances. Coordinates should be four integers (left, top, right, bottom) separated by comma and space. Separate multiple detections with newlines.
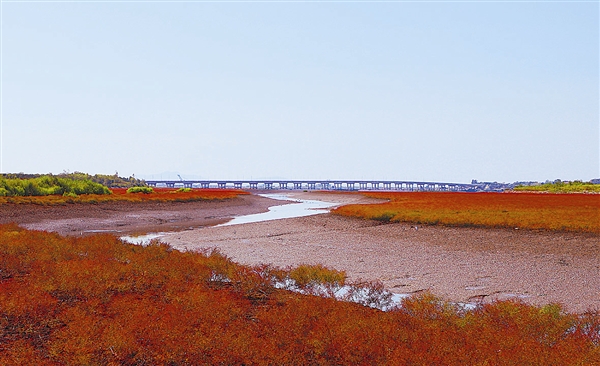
2, 1, 598, 183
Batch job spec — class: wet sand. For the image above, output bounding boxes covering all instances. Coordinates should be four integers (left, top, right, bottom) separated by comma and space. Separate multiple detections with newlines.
162, 192, 600, 313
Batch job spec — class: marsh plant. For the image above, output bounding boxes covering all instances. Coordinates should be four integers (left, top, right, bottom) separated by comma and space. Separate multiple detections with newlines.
126, 186, 154, 194
0, 225, 598, 365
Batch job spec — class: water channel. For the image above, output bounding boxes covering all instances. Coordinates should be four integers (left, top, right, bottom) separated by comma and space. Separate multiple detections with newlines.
120, 194, 338, 245
217, 194, 339, 226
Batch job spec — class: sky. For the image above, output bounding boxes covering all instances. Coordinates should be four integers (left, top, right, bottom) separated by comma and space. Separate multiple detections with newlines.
1, 1, 598, 183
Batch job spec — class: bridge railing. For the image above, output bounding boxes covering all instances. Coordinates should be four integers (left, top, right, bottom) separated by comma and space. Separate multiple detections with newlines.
144, 180, 502, 192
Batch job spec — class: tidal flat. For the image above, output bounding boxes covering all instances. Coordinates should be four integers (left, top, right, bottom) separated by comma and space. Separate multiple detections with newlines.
4, 191, 598, 312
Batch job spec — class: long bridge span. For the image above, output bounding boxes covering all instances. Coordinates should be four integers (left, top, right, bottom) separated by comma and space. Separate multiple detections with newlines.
145, 180, 505, 192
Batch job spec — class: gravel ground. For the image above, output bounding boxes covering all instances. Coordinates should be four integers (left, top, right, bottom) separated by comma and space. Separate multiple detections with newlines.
162, 192, 600, 313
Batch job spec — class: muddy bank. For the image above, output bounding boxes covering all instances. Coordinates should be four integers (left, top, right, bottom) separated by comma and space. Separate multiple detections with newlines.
1, 195, 285, 236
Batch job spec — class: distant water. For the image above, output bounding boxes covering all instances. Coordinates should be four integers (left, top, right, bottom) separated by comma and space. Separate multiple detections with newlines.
216, 194, 338, 227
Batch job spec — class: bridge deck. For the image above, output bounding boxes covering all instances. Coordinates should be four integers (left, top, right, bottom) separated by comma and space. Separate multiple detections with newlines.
145, 180, 504, 192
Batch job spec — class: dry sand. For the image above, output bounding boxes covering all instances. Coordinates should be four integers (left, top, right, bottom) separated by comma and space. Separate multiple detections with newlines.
162, 191, 600, 313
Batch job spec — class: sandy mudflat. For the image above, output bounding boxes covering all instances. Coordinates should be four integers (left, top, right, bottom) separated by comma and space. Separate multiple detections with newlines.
162, 192, 600, 313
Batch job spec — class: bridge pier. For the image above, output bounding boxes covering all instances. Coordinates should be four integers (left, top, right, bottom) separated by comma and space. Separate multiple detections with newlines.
293, 182, 302, 190
249, 182, 258, 189
233, 182, 243, 189
264, 182, 273, 190
217, 182, 227, 189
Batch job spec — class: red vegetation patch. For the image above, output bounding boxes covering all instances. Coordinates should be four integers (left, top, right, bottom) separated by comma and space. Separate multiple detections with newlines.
333, 192, 600, 233
0, 188, 247, 206
0, 224, 598, 364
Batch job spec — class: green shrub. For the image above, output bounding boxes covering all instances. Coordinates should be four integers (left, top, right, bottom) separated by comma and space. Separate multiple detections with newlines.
126, 186, 154, 194
0, 175, 111, 197
514, 181, 600, 193
176, 187, 192, 193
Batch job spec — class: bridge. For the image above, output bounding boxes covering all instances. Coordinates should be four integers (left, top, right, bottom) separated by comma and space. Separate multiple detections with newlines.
145, 180, 507, 192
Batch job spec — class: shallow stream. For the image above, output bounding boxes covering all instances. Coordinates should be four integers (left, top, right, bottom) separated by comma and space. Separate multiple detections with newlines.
217, 194, 338, 226
120, 194, 338, 245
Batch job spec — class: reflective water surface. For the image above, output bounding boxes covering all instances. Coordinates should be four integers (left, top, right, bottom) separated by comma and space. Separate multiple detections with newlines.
216, 194, 338, 227
121, 194, 338, 244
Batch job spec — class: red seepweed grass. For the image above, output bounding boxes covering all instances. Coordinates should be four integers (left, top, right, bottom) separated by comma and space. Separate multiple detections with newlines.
0, 224, 599, 364
332, 191, 600, 233
0, 187, 247, 206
